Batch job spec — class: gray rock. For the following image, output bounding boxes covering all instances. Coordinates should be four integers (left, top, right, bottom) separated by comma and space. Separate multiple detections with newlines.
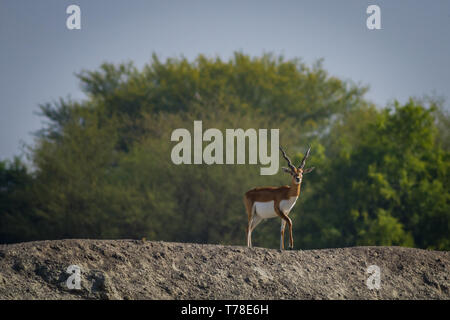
0, 240, 448, 300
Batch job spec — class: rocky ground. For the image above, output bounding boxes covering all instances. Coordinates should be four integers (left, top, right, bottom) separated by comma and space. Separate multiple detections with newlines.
0, 239, 448, 299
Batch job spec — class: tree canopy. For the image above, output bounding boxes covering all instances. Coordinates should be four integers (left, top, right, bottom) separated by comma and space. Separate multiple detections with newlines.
1, 53, 448, 250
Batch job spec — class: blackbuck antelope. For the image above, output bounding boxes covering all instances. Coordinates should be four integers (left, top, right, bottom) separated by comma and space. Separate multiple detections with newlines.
244, 146, 315, 250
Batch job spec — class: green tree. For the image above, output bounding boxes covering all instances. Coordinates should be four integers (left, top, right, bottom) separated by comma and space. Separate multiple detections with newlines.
6, 52, 365, 246
0, 158, 37, 243
1, 53, 448, 251
299, 101, 449, 250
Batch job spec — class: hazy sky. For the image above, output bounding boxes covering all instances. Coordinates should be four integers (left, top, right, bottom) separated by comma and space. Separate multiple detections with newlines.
1, 0, 449, 160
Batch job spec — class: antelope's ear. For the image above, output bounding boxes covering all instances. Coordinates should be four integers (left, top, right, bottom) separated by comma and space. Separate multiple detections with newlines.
303, 167, 315, 174
282, 167, 293, 175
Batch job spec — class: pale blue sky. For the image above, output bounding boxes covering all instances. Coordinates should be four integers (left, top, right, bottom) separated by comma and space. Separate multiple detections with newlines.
1, 0, 449, 160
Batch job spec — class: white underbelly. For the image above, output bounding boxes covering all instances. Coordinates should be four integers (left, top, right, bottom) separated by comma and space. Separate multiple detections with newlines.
254, 196, 298, 219
254, 201, 277, 219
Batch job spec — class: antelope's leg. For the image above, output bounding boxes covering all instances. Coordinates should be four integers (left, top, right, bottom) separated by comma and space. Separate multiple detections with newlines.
249, 214, 263, 247
247, 217, 253, 247
246, 214, 261, 248
247, 204, 256, 247
248, 212, 263, 248
251, 214, 263, 231
274, 205, 293, 250
280, 219, 286, 250
287, 217, 293, 249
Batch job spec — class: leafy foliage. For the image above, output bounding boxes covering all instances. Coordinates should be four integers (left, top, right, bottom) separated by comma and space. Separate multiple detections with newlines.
299, 101, 449, 250
0, 53, 448, 250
